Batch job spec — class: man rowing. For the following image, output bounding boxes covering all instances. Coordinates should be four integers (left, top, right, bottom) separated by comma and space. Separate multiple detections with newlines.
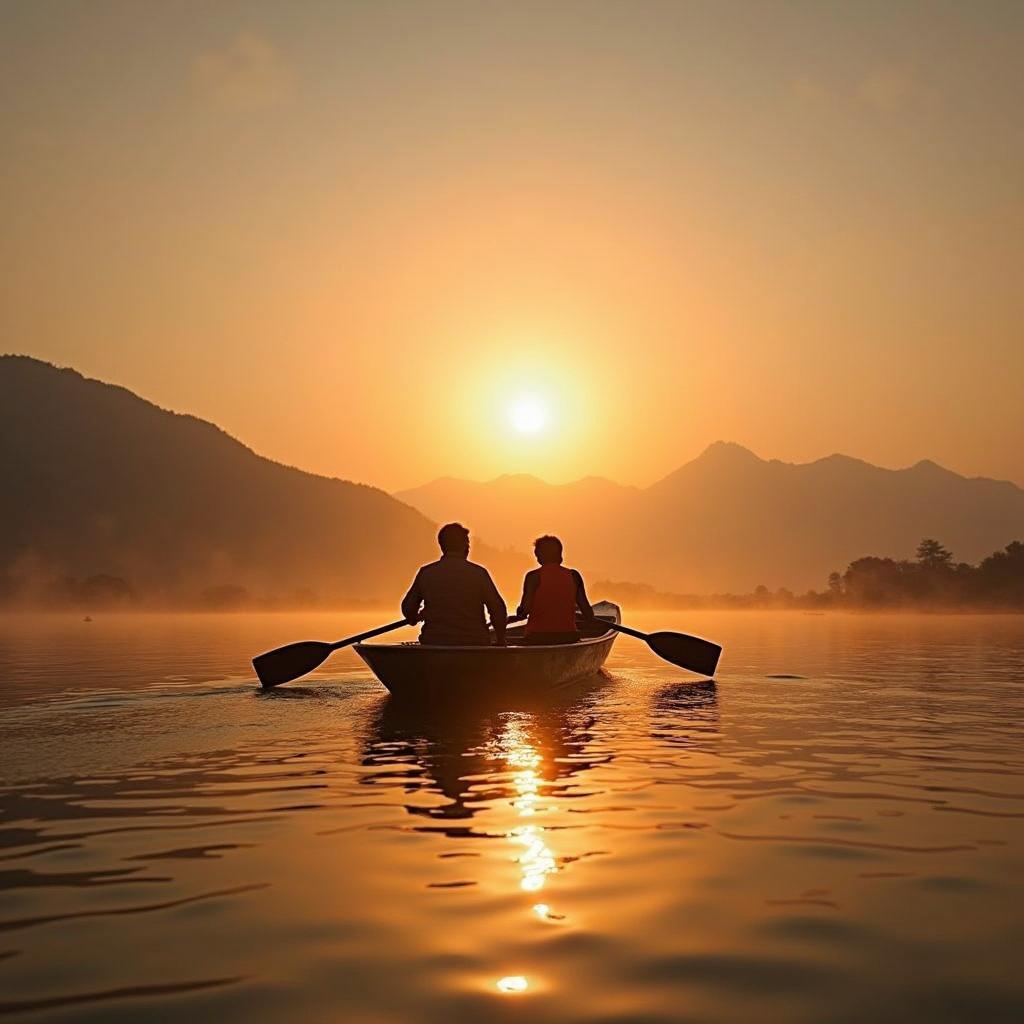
402, 522, 508, 646
516, 534, 595, 645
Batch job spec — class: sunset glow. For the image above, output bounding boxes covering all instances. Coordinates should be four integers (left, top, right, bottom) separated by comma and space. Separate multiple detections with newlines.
508, 395, 549, 435
4, 4, 1022, 491
3, 5, 1024, 1023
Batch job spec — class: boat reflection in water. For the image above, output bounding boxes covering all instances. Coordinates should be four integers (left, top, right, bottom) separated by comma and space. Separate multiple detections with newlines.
359, 675, 719, 996
359, 675, 609, 832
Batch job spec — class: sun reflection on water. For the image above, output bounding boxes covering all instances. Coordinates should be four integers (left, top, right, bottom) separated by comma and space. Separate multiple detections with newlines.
499, 718, 559, 895
496, 975, 529, 994
510, 823, 558, 891
485, 714, 572, 996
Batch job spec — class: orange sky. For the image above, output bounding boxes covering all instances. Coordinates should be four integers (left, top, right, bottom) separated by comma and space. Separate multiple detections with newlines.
2, 1, 1023, 490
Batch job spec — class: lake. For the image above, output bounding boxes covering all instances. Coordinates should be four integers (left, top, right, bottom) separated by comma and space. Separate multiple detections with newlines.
1, 611, 1022, 1023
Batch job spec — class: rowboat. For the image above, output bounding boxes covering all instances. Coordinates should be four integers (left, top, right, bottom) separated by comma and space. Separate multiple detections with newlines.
354, 601, 621, 700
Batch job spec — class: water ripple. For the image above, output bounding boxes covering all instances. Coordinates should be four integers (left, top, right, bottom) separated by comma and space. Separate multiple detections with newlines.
0, 611, 1021, 1023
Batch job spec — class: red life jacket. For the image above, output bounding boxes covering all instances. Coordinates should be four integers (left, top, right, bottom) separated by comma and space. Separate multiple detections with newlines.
526, 564, 578, 634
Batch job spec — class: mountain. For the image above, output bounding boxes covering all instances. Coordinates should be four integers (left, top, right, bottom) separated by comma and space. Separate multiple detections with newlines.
394, 474, 639, 555
5, 355, 1020, 603
397, 441, 1024, 593
0, 356, 524, 607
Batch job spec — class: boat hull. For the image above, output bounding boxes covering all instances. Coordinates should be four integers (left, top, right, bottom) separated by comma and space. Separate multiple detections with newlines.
354, 603, 620, 702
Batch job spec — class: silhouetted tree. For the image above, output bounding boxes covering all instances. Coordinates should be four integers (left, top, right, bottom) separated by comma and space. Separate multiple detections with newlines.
974, 541, 1024, 606
916, 538, 953, 570
827, 538, 1024, 608
843, 557, 909, 606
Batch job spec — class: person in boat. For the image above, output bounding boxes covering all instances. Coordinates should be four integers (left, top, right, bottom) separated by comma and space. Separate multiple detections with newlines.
401, 522, 508, 647
516, 535, 595, 645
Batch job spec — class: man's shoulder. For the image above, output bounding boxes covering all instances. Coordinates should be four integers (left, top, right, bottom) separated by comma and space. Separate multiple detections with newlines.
421, 557, 492, 577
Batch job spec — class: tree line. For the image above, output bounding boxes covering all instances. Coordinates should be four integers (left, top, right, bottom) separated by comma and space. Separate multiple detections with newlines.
826, 538, 1024, 608
597, 539, 1024, 611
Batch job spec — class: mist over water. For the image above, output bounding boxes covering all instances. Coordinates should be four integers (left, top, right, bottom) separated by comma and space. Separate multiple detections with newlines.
1, 611, 1022, 1023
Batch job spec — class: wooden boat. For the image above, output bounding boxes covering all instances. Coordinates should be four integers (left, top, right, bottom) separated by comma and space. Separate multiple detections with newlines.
355, 601, 621, 701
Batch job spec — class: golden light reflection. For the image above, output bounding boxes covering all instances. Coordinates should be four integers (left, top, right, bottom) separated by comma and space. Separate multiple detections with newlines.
496, 975, 529, 994
510, 824, 557, 892
508, 741, 542, 817
500, 718, 559, 894
486, 720, 565, 999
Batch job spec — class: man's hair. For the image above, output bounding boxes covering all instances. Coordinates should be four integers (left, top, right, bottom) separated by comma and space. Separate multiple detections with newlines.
534, 535, 563, 563
438, 522, 470, 553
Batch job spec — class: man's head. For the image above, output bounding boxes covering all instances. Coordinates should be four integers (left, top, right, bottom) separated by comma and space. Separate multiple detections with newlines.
438, 522, 471, 557
534, 535, 563, 565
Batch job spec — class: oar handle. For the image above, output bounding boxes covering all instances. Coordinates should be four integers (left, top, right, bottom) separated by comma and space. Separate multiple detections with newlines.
329, 619, 409, 650
604, 621, 649, 641
334, 613, 523, 651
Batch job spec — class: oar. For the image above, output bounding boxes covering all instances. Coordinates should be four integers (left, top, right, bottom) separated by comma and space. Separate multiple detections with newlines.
254, 613, 526, 688
603, 620, 721, 677
253, 619, 409, 688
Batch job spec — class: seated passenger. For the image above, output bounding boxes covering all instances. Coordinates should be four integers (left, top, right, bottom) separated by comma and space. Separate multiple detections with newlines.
516, 535, 595, 646
401, 522, 507, 646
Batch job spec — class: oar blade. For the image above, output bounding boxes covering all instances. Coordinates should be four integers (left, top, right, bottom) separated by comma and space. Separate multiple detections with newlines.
648, 631, 722, 677
253, 641, 334, 688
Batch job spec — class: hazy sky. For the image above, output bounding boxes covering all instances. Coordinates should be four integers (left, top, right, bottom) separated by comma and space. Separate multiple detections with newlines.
3, 0, 1023, 490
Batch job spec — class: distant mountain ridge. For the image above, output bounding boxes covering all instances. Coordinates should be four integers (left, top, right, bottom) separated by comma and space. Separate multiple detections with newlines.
4, 355, 1020, 603
0, 355, 525, 606
396, 441, 1024, 592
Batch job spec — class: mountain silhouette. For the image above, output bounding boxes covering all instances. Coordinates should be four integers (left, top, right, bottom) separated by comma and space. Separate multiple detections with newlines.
0, 356, 524, 607
5, 355, 1020, 602
397, 441, 1024, 592
394, 473, 638, 568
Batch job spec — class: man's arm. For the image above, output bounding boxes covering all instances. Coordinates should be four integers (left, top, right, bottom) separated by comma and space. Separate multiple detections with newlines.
401, 571, 424, 626
571, 569, 595, 621
481, 572, 508, 646
516, 570, 539, 618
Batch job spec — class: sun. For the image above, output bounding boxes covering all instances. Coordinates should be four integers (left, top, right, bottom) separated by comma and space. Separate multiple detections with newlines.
508, 395, 548, 434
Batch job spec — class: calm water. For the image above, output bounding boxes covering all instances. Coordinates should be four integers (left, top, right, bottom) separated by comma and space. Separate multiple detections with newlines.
0, 611, 1022, 1023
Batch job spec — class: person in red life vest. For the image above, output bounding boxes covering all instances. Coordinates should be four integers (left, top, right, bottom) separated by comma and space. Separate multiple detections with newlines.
516, 535, 595, 645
